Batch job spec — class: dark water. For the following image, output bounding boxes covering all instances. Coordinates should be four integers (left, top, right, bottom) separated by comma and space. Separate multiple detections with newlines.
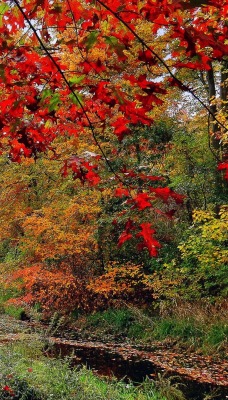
46, 338, 228, 400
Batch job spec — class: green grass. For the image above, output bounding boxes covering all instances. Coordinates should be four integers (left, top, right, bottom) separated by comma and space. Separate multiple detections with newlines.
151, 318, 202, 341
204, 323, 228, 348
0, 287, 21, 308
76, 308, 227, 354
0, 286, 25, 319
84, 308, 135, 334
79, 308, 154, 340
150, 318, 228, 353
3, 304, 26, 320
0, 340, 172, 400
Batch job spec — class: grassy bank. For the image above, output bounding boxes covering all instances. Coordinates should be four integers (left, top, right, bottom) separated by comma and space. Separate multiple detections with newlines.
2, 298, 227, 356
0, 338, 184, 400
71, 304, 227, 356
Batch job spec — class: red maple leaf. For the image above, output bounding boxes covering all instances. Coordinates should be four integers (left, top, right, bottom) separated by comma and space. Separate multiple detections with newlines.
133, 193, 152, 210
138, 49, 157, 65
118, 219, 135, 247
115, 187, 130, 197
85, 170, 100, 186
111, 118, 131, 141
150, 187, 184, 204
218, 162, 228, 180
136, 223, 161, 257
3, 386, 11, 391
118, 232, 133, 246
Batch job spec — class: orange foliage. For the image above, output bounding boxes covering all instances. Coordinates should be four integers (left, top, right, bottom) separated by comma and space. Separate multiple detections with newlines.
88, 262, 154, 305
6, 264, 93, 316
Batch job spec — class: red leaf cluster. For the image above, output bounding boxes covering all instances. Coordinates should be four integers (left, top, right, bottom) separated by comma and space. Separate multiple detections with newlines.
61, 156, 100, 186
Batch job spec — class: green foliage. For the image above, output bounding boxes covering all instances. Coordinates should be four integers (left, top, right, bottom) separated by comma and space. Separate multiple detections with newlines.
164, 126, 216, 211
0, 287, 21, 306
146, 243, 181, 273
84, 308, 136, 335
44, 312, 67, 337
0, 286, 23, 314
1, 378, 43, 400
151, 374, 186, 400
0, 239, 11, 262
85, 31, 99, 51
205, 324, 228, 348
128, 323, 145, 339
150, 317, 228, 354
4, 304, 26, 320
77, 307, 159, 341
0, 2, 9, 27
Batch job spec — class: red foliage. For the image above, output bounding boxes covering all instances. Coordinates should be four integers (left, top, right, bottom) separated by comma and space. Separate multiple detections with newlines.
218, 162, 228, 181
136, 223, 161, 257
132, 193, 152, 210
0, 0, 226, 256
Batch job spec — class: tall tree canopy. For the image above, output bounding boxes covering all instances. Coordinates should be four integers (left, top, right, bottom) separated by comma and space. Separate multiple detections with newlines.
0, 0, 227, 256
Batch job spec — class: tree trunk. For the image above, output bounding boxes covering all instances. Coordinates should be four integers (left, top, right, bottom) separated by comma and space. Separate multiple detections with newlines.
207, 63, 220, 149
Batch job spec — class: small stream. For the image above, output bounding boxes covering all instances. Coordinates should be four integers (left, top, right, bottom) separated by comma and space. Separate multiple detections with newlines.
47, 337, 228, 400
1, 315, 227, 399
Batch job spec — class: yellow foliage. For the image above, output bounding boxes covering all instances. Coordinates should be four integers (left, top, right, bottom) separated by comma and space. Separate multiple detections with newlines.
179, 206, 228, 270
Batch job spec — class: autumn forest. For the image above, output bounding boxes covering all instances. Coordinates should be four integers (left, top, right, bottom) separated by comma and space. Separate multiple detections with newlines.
0, 0, 227, 399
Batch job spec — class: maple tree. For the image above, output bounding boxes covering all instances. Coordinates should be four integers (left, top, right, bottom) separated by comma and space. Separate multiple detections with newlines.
0, 0, 227, 258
